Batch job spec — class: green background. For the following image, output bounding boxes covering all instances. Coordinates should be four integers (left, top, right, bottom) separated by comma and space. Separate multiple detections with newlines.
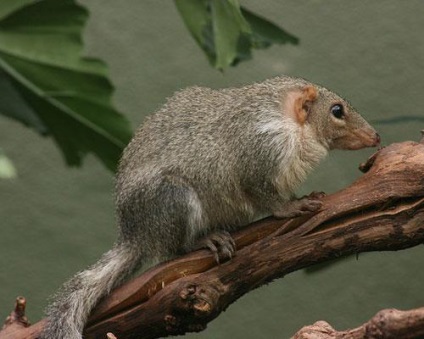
1, 1, 424, 337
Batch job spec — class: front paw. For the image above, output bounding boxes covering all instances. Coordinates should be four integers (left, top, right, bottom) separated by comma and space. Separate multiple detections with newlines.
193, 231, 236, 264
306, 191, 326, 200
273, 194, 324, 219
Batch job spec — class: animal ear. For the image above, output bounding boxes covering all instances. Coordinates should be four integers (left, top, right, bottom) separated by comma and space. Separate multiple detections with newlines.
290, 85, 318, 125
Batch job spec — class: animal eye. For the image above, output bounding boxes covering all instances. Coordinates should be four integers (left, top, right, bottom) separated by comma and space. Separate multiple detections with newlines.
330, 104, 344, 119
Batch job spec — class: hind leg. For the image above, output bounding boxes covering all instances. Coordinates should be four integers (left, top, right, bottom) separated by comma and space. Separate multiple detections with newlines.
118, 174, 208, 259
119, 173, 237, 264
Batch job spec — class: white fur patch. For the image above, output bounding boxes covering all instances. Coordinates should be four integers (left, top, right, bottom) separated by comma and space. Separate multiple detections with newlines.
257, 115, 328, 196
187, 189, 205, 240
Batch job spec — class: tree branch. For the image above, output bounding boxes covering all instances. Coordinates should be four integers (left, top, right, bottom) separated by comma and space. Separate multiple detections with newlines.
292, 307, 424, 338
1, 138, 424, 339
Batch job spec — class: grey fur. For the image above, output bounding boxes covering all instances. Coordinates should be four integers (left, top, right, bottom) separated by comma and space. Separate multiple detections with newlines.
43, 243, 141, 339
41, 76, 378, 338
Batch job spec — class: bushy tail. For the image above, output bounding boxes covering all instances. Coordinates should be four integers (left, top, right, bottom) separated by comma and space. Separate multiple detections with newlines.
41, 242, 142, 339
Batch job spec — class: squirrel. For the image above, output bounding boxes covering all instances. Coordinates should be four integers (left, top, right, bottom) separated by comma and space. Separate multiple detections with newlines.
41, 76, 380, 339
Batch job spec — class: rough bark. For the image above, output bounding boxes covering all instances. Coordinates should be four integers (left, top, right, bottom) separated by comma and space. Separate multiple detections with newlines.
2, 138, 424, 339
292, 307, 424, 339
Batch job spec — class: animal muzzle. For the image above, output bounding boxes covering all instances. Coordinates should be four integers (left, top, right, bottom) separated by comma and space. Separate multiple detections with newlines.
355, 128, 380, 147
332, 128, 380, 150
348, 128, 381, 150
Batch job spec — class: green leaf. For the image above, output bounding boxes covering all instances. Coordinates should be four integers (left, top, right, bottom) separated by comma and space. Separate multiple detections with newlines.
174, 0, 216, 65
0, 149, 17, 179
0, 69, 47, 133
175, 0, 299, 70
0, 0, 132, 172
211, 0, 252, 69
240, 6, 299, 48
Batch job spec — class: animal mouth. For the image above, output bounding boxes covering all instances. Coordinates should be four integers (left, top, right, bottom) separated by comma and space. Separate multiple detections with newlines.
352, 129, 380, 148
331, 129, 380, 150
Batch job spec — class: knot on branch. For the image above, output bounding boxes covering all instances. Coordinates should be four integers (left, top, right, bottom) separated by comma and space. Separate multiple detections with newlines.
164, 280, 226, 334
2, 296, 30, 330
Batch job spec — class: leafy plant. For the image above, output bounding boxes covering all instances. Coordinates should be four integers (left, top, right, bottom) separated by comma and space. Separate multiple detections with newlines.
175, 0, 298, 70
0, 0, 132, 172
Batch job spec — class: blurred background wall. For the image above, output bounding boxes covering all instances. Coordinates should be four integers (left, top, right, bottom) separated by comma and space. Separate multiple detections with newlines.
1, 1, 424, 337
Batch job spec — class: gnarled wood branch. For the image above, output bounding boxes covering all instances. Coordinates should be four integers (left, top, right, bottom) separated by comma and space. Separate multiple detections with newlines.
292, 307, 424, 339
1, 138, 424, 339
